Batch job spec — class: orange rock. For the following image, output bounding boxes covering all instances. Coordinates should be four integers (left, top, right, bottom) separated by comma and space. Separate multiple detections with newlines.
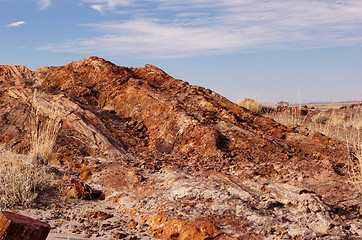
128, 220, 138, 229
79, 168, 92, 181
58, 176, 103, 200
140, 215, 227, 240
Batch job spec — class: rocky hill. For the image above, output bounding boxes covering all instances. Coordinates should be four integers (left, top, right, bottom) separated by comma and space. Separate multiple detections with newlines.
0, 57, 361, 239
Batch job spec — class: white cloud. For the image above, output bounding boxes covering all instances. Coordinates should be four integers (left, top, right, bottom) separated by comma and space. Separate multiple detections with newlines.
41, 19, 248, 57
6, 21, 26, 28
84, 0, 130, 12
38, 0, 51, 10
91, 4, 104, 13
42, 0, 362, 58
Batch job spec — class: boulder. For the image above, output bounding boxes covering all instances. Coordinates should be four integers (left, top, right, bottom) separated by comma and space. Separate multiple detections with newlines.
0, 211, 50, 240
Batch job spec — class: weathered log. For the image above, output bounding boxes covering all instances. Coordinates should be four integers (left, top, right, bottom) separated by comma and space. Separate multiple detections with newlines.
0, 211, 50, 240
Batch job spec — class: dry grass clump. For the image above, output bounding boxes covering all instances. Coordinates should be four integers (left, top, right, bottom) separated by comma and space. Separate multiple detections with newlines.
311, 110, 362, 130
267, 111, 307, 128
268, 109, 361, 142
311, 113, 330, 124
0, 92, 61, 208
347, 134, 362, 194
31, 92, 62, 166
237, 98, 262, 113
0, 153, 54, 208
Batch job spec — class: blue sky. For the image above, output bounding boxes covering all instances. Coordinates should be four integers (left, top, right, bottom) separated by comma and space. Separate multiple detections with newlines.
1, 0, 362, 103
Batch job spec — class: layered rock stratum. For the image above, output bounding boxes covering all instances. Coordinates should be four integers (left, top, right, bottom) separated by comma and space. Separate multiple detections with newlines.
0, 57, 361, 239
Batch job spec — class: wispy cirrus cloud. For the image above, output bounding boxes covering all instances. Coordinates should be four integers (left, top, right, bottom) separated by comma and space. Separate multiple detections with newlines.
41, 0, 362, 58
6, 21, 26, 28
84, 0, 130, 13
90, 4, 104, 14
41, 19, 247, 57
38, 0, 51, 10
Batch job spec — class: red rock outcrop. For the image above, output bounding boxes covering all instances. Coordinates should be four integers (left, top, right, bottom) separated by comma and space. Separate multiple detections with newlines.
0, 57, 347, 163
0, 57, 361, 239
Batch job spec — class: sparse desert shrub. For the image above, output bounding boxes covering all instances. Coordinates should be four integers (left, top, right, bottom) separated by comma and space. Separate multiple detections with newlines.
267, 107, 362, 195
0, 153, 54, 208
311, 110, 362, 130
0, 91, 60, 208
311, 113, 330, 124
30, 92, 61, 166
237, 98, 262, 113
344, 110, 362, 130
267, 111, 307, 127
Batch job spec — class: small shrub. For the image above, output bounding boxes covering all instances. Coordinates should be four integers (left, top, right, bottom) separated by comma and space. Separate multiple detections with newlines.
0, 153, 54, 208
237, 98, 262, 114
311, 113, 330, 124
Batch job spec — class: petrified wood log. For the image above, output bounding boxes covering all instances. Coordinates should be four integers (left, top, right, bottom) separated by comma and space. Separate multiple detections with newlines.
0, 211, 50, 240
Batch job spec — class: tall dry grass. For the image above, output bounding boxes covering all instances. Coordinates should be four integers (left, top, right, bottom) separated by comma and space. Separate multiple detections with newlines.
31, 91, 62, 166
0, 153, 54, 208
346, 133, 362, 194
267, 108, 362, 194
268, 109, 362, 142
0, 91, 61, 208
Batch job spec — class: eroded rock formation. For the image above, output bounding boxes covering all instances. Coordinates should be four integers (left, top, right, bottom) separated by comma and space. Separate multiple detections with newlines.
0, 57, 361, 239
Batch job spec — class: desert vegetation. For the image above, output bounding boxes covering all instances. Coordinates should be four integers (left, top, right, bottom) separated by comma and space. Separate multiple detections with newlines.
260, 101, 362, 194
0, 153, 54, 208
236, 98, 263, 113
347, 133, 362, 194
0, 92, 59, 209
30, 91, 62, 166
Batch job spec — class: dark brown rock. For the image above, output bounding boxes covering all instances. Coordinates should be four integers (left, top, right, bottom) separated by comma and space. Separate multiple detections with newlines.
83, 211, 113, 221
0, 211, 50, 240
58, 177, 103, 200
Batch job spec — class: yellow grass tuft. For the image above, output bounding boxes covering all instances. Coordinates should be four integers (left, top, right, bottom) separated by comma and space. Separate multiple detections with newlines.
30, 91, 62, 166
237, 98, 262, 113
